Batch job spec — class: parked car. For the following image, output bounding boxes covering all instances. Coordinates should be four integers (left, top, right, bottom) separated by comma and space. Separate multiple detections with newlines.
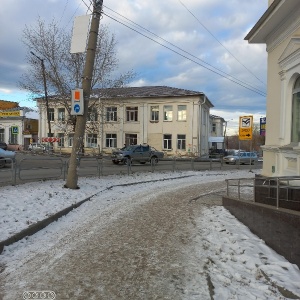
223, 151, 258, 165
28, 143, 46, 152
0, 148, 16, 168
111, 144, 164, 165
0, 141, 8, 150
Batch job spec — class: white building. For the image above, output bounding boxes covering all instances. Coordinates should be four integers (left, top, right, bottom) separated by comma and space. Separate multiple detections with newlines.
245, 0, 300, 177
0, 102, 39, 150
37, 86, 214, 156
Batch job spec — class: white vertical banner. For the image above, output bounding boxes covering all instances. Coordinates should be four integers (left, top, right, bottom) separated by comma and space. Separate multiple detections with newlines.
70, 15, 91, 54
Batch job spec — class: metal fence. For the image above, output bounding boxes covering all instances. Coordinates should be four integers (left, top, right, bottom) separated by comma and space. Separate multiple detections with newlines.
0, 155, 260, 186
225, 176, 300, 210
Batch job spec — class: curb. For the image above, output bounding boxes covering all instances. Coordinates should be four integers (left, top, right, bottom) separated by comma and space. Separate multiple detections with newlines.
0, 196, 92, 254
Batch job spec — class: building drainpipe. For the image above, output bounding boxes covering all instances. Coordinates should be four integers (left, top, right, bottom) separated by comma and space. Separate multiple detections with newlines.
198, 95, 206, 157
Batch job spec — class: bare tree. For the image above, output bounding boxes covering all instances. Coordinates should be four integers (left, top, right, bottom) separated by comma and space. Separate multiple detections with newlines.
19, 17, 134, 123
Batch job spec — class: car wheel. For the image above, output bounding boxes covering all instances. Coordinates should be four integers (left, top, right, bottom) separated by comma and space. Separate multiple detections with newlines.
151, 157, 159, 165
124, 157, 132, 165
251, 160, 255, 165
112, 160, 119, 165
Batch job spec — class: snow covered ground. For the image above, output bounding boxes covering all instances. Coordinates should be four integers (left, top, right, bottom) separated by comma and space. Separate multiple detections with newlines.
0, 169, 300, 299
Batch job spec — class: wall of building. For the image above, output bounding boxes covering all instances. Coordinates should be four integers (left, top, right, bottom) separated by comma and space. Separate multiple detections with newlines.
223, 196, 300, 269
38, 95, 213, 156
262, 14, 300, 177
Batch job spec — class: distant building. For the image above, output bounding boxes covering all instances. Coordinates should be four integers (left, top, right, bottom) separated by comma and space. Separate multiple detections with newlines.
209, 115, 225, 152
245, 0, 300, 177
0, 100, 39, 150
37, 86, 215, 156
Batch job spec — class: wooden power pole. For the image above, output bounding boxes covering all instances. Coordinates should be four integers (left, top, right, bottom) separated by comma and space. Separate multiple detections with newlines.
65, 0, 103, 189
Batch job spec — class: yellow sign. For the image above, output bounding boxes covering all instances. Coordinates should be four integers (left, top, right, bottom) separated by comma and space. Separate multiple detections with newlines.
239, 115, 253, 140
0, 111, 20, 117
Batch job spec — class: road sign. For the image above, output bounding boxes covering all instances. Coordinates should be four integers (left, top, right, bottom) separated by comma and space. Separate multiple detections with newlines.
260, 117, 266, 136
71, 89, 84, 115
11, 126, 19, 134
42, 137, 60, 143
239, 116, 253, 140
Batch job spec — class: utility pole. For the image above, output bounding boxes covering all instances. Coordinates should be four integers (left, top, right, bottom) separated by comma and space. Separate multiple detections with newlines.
65, 0, 103, 189
30, 51, 52, 137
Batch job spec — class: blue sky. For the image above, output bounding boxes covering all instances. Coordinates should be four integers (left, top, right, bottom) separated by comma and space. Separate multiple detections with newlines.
0, 0, 268, 134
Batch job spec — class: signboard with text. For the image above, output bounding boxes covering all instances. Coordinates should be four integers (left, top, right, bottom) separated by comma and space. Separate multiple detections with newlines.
239, 115, 253, 140
0, 111, 20, 117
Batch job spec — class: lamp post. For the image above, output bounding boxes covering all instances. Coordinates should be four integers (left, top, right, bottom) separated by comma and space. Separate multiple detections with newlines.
223, 119, 233, 154
30, 51, 52, 138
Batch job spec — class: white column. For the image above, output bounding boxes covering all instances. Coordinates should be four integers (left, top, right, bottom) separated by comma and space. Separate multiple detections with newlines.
279, 70, 286, 141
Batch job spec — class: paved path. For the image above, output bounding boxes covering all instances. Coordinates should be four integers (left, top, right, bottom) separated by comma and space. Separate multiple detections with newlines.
0, 181, 224, 300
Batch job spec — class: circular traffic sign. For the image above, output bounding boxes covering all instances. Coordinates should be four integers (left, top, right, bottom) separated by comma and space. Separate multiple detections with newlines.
74, 104, 80, 113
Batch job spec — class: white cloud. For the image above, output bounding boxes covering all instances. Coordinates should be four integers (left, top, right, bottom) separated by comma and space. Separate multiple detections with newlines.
0, 0, 269, 120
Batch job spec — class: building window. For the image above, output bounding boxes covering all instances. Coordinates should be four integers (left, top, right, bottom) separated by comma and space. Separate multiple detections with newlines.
163, 105, 173, 121
291, 77, 300, 143
106, 134, 117, 148
177, 134, 186, 150
57, 133, 64, 147
177, 105, 186, 121
0, 128, 4, 141
212, 123, 216, 132
150, 106, 159, 122
87, 107, 98, 122
125, 133, 137, 146
68, 134, 74, 147
126, 107, 138, 122
87, 134, 97, 147
58, 108, 65, 121
163, 134, 172, 150
48, 108, 54, 121
106, 107, 117, 122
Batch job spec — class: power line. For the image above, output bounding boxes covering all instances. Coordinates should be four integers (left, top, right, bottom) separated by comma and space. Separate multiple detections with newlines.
102, 7, 266, 97
178, 0, 266, 87
102, 11, 266, 97
59, 0, 70, 26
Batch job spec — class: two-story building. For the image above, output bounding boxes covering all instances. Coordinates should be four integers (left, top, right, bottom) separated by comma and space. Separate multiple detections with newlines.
37, 86, 215, 156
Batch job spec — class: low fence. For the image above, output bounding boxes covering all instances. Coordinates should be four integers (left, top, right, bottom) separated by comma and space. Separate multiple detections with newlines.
224, 176, 300, 268
0, 155, 260, 186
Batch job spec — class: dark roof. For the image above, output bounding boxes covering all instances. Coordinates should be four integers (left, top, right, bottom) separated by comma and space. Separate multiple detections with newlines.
92, 86, 204, 98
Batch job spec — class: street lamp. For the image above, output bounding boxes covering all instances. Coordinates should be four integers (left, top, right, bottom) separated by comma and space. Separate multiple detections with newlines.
30, 51, 52, 138
223, 119, 233, 153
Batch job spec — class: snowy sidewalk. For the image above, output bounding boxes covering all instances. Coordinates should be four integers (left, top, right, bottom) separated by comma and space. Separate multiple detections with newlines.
1, 170, 300, 299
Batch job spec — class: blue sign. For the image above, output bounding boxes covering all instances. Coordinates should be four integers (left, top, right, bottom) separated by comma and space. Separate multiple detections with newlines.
11, 126, 19, 134
74, 104, 81, 113
260, 117, 266, 136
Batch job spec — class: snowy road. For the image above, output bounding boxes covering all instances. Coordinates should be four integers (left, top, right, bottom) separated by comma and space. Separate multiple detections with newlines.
1, 171, 300, 299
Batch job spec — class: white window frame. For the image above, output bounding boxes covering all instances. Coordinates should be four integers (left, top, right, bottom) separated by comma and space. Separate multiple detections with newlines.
163, 134, 172, 150
106, 133, 117, 148
126, 107, 138, 122
177, 134, 186, 150
177, 105, 186, 121
86, 134, 97, 148
163, 105, 173, 121
150, 106, 159, 122
106, 107, 118, 122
